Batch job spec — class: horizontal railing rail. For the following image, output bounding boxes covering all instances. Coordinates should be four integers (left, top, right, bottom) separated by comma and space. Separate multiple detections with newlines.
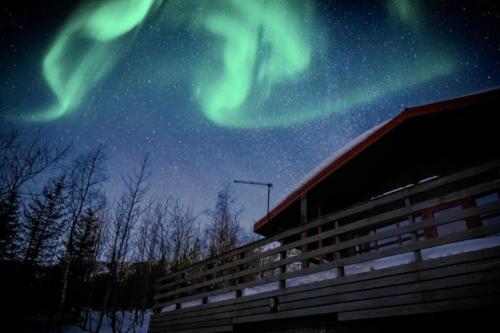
153, 160, 500, 311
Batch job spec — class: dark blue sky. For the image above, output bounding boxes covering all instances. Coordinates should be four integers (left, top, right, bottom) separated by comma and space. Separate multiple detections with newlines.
1, 0, 499, 231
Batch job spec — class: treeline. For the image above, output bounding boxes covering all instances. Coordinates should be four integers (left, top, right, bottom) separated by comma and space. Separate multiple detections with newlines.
0, 129, 254, 332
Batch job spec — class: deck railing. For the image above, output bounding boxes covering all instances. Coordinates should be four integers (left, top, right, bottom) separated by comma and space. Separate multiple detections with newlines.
153, 160, 500, 313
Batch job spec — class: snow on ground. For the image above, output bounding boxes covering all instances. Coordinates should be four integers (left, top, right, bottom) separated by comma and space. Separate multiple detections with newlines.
62, 310, 151, 333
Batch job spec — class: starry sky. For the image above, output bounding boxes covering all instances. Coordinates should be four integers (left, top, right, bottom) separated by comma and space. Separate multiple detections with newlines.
1, 0, 500, 231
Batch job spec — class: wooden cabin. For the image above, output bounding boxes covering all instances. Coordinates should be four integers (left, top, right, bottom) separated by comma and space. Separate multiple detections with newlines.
149, 88, 500, 332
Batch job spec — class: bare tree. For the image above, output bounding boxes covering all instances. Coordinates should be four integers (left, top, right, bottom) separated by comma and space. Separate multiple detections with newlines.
57, 145, 107, 330
169, 200, 199, 270
22, 174, 66, 266
0, 128, 69, 260
136, 199, 167, 266
97, 154, 151, 333
0, 128, 70, 199
133, 197, 170, 325
158, 201, 172, 265
81, 200, 108, 331
205, 187, 242, 257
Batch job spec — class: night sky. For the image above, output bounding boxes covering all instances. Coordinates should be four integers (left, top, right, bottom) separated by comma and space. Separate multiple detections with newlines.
1, 0, 499, 231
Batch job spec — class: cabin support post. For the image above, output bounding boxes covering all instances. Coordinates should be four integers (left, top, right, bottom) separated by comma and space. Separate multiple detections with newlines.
153, 295, 162, 314
175, 273, 183, 310
405, 197, 422, 263
279, 240, 287, 289
334, 220, 344, 277
236, 252, 245, 297
202, 262, 214, 304
300, 195, 309, 269
318, 225, 324, 264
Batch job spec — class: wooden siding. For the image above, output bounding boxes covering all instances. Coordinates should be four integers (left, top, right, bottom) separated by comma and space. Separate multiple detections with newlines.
149, 160, 500, 332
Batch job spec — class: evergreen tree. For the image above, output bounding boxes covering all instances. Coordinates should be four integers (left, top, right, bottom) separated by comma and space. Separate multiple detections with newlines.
69, 206, 103, 317
0, 129, 69, 261
72, 207, 101, 277
22, 176, 66, 265
0, 189, 20, 260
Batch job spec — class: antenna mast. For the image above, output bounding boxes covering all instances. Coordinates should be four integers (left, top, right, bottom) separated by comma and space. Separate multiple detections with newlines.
234, 180, 273, 223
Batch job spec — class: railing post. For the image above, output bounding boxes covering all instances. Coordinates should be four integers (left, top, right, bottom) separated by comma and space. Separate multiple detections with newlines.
405, 197, 422, 263
318, 225, 324, 264
236, 252, 245, 297
175, 273, 184, 310
334, 220, 344, 277
279, 240, 287, 289
152, 279, 163, 314
153, 284, 163, 314
202, 263, 210, 304
300, 195, 309, 269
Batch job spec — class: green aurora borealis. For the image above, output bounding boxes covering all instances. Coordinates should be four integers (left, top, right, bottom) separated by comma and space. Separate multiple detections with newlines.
27, 0, 157, 122
2, 0, 499, 229
20, 0, 456, 128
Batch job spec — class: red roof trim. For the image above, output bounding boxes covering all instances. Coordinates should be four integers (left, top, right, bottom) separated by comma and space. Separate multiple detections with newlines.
254, 88, 500, 233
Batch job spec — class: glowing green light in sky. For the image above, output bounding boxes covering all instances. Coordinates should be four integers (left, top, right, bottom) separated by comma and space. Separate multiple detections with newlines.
23, 0, 156, 122
181, 0, 455, 128
18, 0, 457, 127
190, 0, 312, 126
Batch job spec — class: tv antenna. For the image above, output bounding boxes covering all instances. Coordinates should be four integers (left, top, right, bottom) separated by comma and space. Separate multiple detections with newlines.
234, 180, 273, 222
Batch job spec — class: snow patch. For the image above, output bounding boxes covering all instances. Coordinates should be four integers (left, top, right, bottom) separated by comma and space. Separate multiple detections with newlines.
345, 252, 415, 275
62, 310, 151, 333
421, 235, 500, 260
287, 268, 337, 287
208, 291, 236, 303
243, 282, 279, 296
181, 298, 202, 308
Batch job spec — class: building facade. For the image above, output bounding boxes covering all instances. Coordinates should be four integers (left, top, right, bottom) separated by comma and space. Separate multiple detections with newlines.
149, 89, 500, 332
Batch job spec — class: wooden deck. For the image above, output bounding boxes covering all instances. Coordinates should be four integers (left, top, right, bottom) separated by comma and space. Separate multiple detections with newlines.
149, 160, 500, 332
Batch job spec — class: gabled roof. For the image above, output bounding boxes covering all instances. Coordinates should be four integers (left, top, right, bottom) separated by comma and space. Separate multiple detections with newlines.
254, 88, 500, 233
